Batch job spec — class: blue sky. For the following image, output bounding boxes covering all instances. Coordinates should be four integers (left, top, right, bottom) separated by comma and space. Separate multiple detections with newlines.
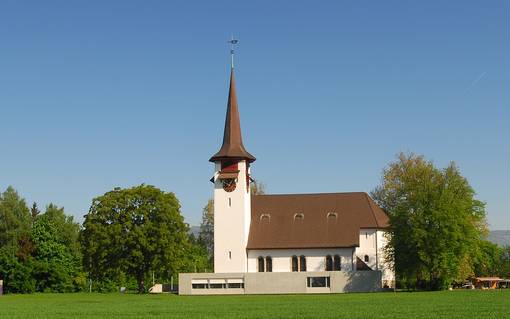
1, 1, 509, 229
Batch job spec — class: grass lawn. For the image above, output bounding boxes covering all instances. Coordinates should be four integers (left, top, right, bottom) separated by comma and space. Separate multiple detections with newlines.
0, 290, 509, 319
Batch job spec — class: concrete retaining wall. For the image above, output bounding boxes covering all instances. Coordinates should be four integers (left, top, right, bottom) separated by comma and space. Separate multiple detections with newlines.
179, 271, 382, 295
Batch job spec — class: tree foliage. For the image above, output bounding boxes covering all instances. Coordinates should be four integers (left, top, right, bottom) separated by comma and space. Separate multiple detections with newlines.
81, 185, 190, 293
198, 199, 214, 267
250, 180, 266, 196
372, 153, 487, 290
0, 187, 82, 293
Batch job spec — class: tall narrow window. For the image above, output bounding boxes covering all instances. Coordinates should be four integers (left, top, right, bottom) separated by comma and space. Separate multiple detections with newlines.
299, 255, 307, 272
291, 256, 298, 272
258, 256, 265, 272
364, 255, 370, 263
228, 198, 232, 207
265, 256, 273, 272
325, 255, 333, 271
334, 255, 341, 271
229, 251, 232, 260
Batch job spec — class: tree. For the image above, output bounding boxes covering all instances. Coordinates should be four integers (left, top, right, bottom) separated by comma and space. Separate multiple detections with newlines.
0, 186, 31, 252
250, 180, 266, 195
43, 204, 82, 263
29, 204, 83, 292
30, 202, 40, 224
81, 185, 190, 293
31, 215, 75, 292
372, 153, 487, 290
500, 246, 510, 278
473, 240, 502, 278
198, 199, 214, 263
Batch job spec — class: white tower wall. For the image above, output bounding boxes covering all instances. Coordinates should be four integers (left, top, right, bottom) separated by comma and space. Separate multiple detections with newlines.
213, 160, 251, 273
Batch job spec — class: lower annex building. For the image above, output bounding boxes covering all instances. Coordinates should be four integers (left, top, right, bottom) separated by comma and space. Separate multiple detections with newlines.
179, 64, 394, 295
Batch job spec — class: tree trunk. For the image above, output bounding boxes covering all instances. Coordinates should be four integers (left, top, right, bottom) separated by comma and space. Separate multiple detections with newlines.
137, 273, 145, 294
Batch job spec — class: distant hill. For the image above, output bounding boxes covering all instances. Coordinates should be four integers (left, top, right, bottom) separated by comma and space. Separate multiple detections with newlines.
488, 230, 510, 247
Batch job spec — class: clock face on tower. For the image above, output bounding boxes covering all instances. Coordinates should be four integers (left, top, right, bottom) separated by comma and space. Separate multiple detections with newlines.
222, 178, 237, 192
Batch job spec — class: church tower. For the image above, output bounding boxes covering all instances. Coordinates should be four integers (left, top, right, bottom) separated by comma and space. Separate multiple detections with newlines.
210, 66, 255, 273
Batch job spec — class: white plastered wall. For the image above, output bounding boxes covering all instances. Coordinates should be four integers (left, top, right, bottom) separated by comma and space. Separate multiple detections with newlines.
247, 248, 354, 273
376, 230, 395, 285
356, 229, 394, 286
356, 229, 378, 270
213, 160, 251, 273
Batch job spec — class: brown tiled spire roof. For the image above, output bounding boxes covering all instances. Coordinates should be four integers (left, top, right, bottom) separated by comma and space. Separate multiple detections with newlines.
210, 69, 256, 163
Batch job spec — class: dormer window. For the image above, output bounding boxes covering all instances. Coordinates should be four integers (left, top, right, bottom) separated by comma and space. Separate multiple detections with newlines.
260, 214, 271, 222
327, 212, 338, 220
294, 213, 304, 221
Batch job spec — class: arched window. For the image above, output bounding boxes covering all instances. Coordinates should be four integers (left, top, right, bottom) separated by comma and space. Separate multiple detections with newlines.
265, 256, 273, 272
299, 255, 307, 272
258, 256, 265, 272
334, 255, 341, 271
364, 255, 369, 263
291, 255, 298, 272
325, 255, 333, 271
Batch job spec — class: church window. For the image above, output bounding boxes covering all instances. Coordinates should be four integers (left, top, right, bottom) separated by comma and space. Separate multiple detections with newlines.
334, 255, 341, 271
364, 255, 370, 263
228, 198, 231, 207
265, 256, 273, 272
325, 255, 333, 271
228, 251, 232, 260
258, 256, 265, 272
291, 256, 298, 272
299, 255, 307, 272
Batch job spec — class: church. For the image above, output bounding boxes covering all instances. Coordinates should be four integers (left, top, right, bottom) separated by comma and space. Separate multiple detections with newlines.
179, 60, 394, 295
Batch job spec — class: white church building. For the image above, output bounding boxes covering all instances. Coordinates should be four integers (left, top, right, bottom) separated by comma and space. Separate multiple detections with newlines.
179, 61, 394, 295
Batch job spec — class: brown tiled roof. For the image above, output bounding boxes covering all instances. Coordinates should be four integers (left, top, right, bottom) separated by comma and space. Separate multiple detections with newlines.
247, 192, 389, 250
210, 69, 256, 163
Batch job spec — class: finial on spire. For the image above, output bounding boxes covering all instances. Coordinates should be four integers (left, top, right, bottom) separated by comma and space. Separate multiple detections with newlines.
228, 35, 239, 69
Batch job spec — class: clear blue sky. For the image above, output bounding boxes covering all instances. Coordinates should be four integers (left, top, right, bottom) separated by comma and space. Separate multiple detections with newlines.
1, 1, 509, 229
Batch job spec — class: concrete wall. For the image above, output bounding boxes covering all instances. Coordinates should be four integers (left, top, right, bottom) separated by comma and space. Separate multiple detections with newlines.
247, 248, 354, 272
179, 271, 382, 295
213, 160, 251, 273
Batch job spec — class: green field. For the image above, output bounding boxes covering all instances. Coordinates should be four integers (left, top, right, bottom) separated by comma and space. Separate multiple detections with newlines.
0, 290, 509, 318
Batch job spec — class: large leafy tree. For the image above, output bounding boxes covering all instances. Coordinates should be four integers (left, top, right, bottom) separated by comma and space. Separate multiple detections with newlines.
81, 185, 190, 293
372, 153, 487, 290
0, 187, 35, 293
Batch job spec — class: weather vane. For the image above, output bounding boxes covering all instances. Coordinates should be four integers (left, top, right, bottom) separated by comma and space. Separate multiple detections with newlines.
228, 35, 239, 69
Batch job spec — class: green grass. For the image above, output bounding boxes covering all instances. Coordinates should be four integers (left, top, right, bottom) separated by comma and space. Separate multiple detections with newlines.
0, 290, 509, 318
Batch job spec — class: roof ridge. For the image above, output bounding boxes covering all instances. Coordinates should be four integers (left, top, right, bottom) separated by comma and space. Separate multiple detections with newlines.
252, 191, 368, 197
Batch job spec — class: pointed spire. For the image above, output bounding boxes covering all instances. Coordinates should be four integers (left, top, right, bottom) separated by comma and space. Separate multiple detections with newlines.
209, 69, 256, 163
